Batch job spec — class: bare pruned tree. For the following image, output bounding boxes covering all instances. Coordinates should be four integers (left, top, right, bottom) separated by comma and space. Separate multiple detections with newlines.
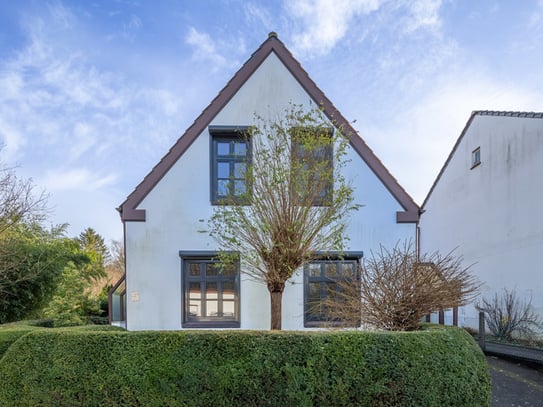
209, 104, 360, 330
476, 288, 543, 341
0, 163, 48, 238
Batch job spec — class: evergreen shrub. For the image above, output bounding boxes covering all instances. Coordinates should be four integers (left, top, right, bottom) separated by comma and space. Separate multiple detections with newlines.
0, 326, 491, 406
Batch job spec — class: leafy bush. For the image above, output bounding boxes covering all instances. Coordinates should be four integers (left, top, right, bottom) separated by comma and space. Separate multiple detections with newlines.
0, 326, 490, 406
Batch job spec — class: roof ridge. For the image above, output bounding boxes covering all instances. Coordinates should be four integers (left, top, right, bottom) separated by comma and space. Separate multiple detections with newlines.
474, 110, 543, 118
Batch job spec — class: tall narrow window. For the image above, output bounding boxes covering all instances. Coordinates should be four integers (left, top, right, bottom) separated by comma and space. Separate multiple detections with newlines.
304, 253, 362, 327
180, 252, 240, 328
471, 147, 481, 169
210, 127, 251, 204
291, 127, 333, 206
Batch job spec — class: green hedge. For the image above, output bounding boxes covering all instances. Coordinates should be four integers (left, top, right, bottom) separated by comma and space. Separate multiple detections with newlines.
0, 325, 40, 359
0, 326, 490, 406
0, 322, 123, 359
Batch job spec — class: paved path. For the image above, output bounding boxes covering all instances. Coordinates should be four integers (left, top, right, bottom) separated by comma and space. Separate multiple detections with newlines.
485, 342, 543, 364
487, 355, 543, 407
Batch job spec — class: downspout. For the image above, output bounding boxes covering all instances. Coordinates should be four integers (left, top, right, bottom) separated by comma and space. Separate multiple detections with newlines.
416, 209, 425, 261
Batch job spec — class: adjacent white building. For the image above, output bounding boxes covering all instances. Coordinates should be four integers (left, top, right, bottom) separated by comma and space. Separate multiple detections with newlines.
420, 111, 543, 329
115, 33, 419, 331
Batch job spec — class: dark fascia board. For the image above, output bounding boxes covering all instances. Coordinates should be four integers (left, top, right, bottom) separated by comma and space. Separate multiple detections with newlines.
119, 33, 420, 223
421, 110, 543, 210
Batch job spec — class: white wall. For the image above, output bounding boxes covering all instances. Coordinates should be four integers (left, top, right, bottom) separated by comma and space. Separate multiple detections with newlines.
420, 114, 543, 330
125, 53, 416, 330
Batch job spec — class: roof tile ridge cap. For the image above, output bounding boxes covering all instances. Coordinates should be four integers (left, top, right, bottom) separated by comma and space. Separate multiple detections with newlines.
474, 110, 543, 118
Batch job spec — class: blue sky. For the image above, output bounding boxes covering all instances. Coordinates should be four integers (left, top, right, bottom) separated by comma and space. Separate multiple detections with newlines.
1, 0, 542, 244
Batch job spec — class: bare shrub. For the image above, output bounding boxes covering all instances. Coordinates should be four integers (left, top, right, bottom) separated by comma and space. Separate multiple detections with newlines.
476, 288, 543, 341
321, 242, 480, 331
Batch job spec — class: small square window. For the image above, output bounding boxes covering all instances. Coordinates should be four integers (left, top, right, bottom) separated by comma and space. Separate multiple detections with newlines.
471, 147, 481, 169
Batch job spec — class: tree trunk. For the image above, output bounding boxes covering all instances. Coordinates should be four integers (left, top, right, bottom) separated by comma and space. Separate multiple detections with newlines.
270, 290, 283, 330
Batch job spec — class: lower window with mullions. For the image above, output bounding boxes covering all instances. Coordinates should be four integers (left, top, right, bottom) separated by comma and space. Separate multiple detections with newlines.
181, 253, 240, 328
304, 254, 362, 327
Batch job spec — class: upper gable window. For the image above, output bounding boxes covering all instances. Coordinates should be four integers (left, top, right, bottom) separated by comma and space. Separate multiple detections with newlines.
291, 127, 333, 206
210, 127, 251, 204
471, 147, 481, 169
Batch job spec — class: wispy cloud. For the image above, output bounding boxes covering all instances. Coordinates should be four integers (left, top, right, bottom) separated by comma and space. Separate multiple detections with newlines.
244, 3, 275, 29
185, 26, 227, 67
40, 168, 118, 192
401, 0, 442, 34
284, 0, 445, 57
286, 0, 383, 56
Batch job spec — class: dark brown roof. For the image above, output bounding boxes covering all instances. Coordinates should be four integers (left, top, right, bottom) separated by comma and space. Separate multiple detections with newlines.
119, 33, 419, 223
421, 110, 543, 210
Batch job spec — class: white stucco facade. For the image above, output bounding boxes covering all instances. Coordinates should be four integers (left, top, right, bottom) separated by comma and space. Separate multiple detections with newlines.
420, 112, 543, 330
121, 41, 417, 331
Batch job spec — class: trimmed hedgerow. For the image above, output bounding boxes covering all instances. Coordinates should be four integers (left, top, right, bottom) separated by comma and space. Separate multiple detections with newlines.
0, 322, 123, 359
0, 326, 490, 406
0, 325, 40, 359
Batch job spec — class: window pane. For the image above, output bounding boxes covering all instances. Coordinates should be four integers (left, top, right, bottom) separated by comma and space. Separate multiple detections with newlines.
234, 180, 246, 195
206, 282, 218, 299
234, 142, 247, 156
308, 282, 322, 300
218, 162, 230, 178
206, 300, 218, 317
221, 263, 236, 276
223, 301, 235, 317
189, 282, 202, 317
217, 179, 229, 196
217, 142, 230, 156
325, 263, 337, 277
223, 281, 235, 299
340, 262, 356, 276
189, 263, 201, 276
234, 162, 245, 178
189, 282, 201, 299
325, 282, 339, 299
308, 263, 321, 277
206, 263, 219, 276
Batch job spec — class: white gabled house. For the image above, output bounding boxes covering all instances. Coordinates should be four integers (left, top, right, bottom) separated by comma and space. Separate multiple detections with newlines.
113, 33, 419, 331
420, 111, 543, 329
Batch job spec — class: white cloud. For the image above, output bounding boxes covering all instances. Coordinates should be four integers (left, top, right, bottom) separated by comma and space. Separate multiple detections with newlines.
40, 168, 118, 192
46, 1, 76, 30
286, 0, 383, 56
69, 122, 98, 160
185, 26, 227, 67
0, 118, 26, 163
402, 0, 443, 33
244, 3, 274, 28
